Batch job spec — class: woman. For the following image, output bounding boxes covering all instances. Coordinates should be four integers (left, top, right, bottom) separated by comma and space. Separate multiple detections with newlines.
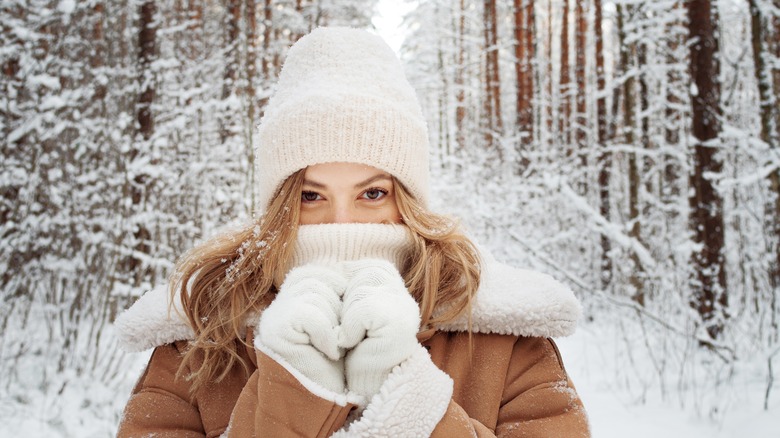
116, 27, 589, 437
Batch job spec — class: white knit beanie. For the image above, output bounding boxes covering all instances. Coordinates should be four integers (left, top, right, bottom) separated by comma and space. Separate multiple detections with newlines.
255, 27, 430, 213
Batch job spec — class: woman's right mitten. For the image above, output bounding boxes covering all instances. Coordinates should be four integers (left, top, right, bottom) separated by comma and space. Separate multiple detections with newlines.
338, 259, 421, 398
257, 264, 348, 394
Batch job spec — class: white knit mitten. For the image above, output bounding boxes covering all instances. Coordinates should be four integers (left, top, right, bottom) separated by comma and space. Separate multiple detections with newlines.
338, 259, 421, 398
258, 264, 348, 394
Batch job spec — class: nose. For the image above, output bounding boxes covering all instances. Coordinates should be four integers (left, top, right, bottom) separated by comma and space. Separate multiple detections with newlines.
330, 203, 359, 224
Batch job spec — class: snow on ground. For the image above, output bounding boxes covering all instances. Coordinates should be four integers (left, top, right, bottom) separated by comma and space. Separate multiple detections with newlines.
558, 324, 780, 437
0, 349, 150, 438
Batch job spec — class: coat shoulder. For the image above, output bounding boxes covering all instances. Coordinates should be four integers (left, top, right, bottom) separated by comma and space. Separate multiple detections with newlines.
434, 249, 582, 338
114, 285, 195, 352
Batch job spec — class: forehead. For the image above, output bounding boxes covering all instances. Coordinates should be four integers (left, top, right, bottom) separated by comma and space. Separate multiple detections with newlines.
303, 162, 392, 183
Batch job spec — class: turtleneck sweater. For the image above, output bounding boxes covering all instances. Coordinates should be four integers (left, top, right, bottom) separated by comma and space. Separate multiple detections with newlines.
287, 223, 414, 274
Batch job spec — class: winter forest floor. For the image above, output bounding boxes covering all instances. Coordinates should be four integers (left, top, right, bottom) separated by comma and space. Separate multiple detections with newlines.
559, 326, 780, 437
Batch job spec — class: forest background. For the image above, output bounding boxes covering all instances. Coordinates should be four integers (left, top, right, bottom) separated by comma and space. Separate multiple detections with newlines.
1, 0, 779, 435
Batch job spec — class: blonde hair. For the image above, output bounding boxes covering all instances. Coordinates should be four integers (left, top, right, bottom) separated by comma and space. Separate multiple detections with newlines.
172, 171, 480, 392
394, 182, 480, 327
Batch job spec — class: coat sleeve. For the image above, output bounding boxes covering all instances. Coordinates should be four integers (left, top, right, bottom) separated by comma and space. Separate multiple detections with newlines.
330, 345, 454, 437
430, 337, 590, 437
116, 344, 206, 438
333, 338, 589, 438
226, 342, 360, 437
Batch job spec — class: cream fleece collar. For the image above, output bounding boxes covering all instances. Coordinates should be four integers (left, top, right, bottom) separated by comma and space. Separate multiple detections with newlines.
114, 226, 582, 352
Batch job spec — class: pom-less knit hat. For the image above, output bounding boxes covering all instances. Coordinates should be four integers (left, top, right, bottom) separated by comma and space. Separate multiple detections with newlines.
255, 27, 430, 213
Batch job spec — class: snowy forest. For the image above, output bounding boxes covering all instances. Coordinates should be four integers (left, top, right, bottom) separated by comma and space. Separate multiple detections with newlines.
1, 0, 779, 435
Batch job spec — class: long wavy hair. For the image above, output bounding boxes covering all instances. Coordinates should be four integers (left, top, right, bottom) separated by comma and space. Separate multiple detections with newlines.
172, 169, 481, 392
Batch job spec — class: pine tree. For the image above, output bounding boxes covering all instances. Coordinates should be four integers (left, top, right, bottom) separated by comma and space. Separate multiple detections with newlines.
688, 0, 727, 339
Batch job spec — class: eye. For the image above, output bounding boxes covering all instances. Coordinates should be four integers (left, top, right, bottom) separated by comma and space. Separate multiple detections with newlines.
362, 188, 388, 200
301, 191, 322, 202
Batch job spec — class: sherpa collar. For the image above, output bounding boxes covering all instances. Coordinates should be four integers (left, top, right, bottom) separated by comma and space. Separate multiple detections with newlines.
114, 249, 581, 352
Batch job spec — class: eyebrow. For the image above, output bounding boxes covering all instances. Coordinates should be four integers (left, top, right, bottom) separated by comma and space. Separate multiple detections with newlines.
353, 174, 392, 189
302, 173, 393, 190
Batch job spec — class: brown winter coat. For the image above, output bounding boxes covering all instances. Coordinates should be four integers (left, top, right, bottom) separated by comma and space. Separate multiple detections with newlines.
115, 253, 590, 437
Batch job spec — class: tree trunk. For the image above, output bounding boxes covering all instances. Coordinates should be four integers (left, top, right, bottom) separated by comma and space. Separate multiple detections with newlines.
455, 0, 467, 153
748, 0, 775, 148
91, 3, 106, 98
546, 0, 554, 147
1, 3, 27, 296
483, 0, 503, 153
575, 0, 587, 187
262, 0, 273, 79
688, 0, 727, 339
137, 1, 155, 142
594, 0, 612, 289
615, 3, 645, 304
515, 0, 534, 154
773, 11, 780, 142
436, 0, 451, 165
748, 0, 780, 298
246, 0, 258, 211
438, 48, 450, 163
129, 0, 157, 285
664, 1, 684, 204
222, 0, 241, 144
560, 0, 571, 149
638, 41, 651, 195
187, 0, 204, 100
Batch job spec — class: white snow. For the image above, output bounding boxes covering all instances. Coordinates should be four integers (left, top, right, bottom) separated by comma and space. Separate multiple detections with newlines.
372, 0, 415, 55
558, 326, 780, 437
57, 0, 75, 15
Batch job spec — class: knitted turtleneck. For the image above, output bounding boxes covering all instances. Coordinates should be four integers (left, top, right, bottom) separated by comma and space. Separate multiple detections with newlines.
287, 223, 414, 274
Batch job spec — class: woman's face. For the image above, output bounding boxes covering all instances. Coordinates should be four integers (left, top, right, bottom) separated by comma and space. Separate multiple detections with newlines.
299, 162, 402, 225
